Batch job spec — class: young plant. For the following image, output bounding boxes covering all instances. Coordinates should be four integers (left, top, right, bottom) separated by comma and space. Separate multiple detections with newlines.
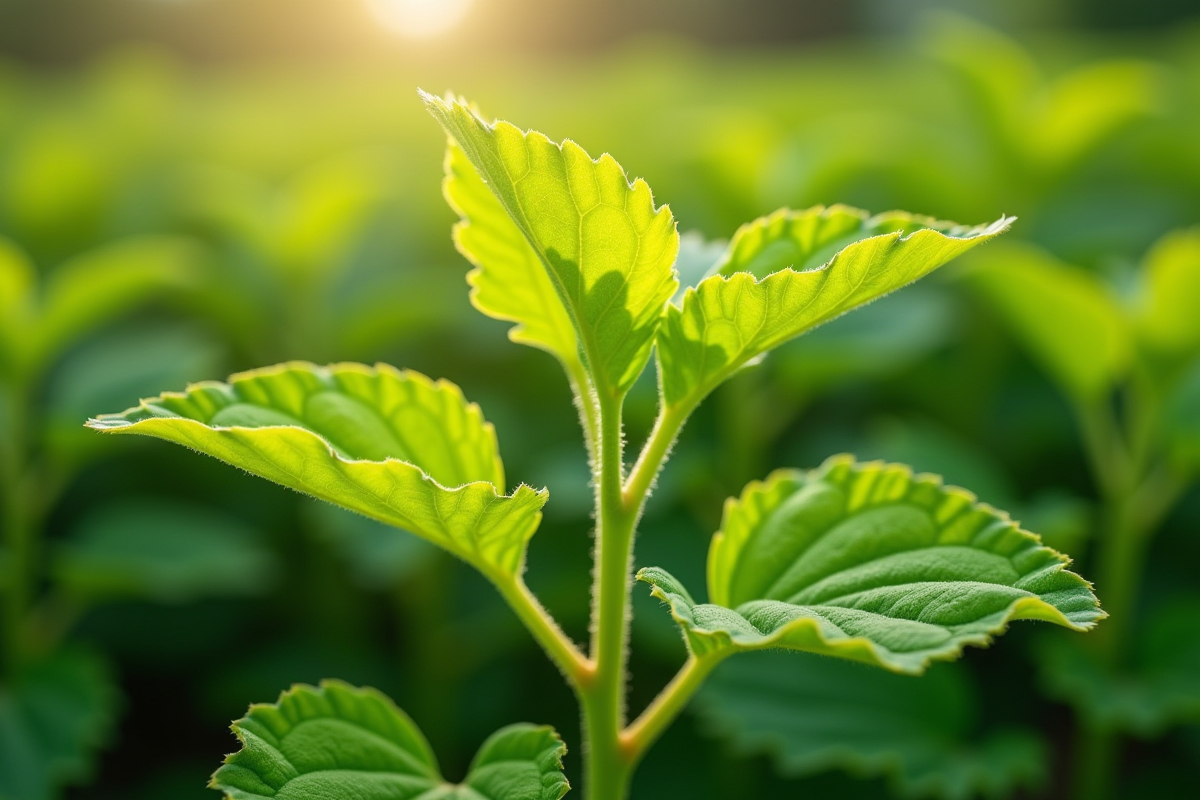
964, 232, 1200, 800
88, 94, 1104, 800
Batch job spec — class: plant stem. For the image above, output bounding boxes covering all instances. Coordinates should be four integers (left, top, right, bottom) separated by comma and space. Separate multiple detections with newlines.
494, 575, 591, 688
623, 404, 686, 508
582, 390, 638, 800
620, 653, 723, 766
566, 359, 601, 468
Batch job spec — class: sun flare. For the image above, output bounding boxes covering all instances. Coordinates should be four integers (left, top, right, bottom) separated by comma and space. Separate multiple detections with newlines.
365, 0, 474, 39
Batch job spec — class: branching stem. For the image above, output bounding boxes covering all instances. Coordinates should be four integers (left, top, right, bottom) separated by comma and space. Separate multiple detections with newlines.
620, 653, 723, 765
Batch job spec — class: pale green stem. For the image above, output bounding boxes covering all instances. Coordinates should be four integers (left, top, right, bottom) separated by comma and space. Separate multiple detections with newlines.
582, 390, 638, 800
565, 358, 601, 467
623, 403, 688, 509
493, 574, 591, 689
620, 653, 724, 766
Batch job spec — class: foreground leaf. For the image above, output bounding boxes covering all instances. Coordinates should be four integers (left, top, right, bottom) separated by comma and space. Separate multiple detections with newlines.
210, 681, 568, 800
699, 652, 1045, 800
639, 456, 1102, 673
0, 651, 119, 800
425, 92, 679, 397
54, 500, 277, 604
657, 206, 1010, 412
443, 141, 579, 373
87, 362, 546, 580
962, 241, 1129, 401
1038, 597, 1200, 736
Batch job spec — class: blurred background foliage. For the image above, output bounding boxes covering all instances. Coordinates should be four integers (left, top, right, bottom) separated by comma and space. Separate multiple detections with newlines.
0, 0, 1198, 798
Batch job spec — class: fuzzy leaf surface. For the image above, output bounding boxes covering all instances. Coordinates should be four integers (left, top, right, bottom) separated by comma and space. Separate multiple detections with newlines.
639, 456, 1102, 673
699, 652, 1045, 800
963, 241, 1129, 401
210, 681, 569, 800
0, 651, 119, 800
443, 141, 579, 372
657, 206, 1011, 411
87, 362, 546, 579
424, 92, 679, 397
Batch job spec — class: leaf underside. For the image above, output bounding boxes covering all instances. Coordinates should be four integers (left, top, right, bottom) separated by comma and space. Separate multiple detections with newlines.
425, 91, 679, 397
639, 456, 1103, 673
699, 652, 1045, 800
657, 205, 1012, 412
86, 361, 546, 578
210, 681, 569, 800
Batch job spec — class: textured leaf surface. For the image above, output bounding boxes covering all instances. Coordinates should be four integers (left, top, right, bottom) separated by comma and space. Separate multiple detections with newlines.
1039, 598, 1200, 736
54, 501, 277, 603
699, 652, 1045, 800
639, 456, 1102, 673
210, 681, 569, 800
425, 92, 678, 396
963, 241, 1129, 400
443, 141, 578, 370
87, 362, 546, 579
0, 651, 119, 800
657, 206, 1010, 410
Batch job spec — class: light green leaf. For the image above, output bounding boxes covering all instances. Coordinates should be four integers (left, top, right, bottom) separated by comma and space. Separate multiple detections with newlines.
443, 141, 578, 371
424, 92, 679, 397
962, 241, 1129, 401
1039, 597, 1200, 736
34, 236, 198, 367
87, 362, 546, 580
699, 652, 1045, 800
0, 237, 35, 374
0, 650, 120, 800
210, 680, 569, 800
1136, 227, 1200, 362
657, 206, 1010, 411
638, 456, 1102, 673
54, 500, 278, 604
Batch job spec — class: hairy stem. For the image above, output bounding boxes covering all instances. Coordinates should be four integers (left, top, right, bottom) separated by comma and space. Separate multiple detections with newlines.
620, 654, 723, 765
494, 575, 591, 689
565, 358, 601, 468
582, 390, 638, 800
623, 403, 687, 509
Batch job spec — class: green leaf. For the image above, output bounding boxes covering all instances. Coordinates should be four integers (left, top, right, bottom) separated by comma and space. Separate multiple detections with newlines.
424, 92, 679, 397
1136, 227, 1200, 362
54, 500, 278, 604
1039, 597, 1200, 736
443, 141, 579, 372
638, 456, 1102, 673
656, 206, 1010, 412
962, 241, 1129, 401
699, 652, 1045, 800
210, 680, 569, 800
0, 650, 120, 800
33, 236, 198, 367
87, 362, 547, 580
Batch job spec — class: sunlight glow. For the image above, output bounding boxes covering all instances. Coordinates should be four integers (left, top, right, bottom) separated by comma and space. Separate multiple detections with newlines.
366, 0, 475, 39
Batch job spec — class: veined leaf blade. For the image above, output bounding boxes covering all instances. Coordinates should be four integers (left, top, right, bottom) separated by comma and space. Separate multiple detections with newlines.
657, 206, 1011, 411
444, 141, 579, 368
424, 91, 679, 397
87, 362, 546, 578
209, 681, 568, 800
639, 456, 1102, 673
